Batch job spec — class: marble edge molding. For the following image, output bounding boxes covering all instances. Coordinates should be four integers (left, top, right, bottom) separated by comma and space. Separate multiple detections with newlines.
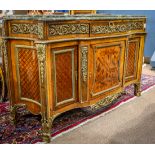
2, 14, 147, 21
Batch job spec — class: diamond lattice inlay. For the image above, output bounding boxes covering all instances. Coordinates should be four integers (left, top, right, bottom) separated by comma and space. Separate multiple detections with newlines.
17, 48, 40, 102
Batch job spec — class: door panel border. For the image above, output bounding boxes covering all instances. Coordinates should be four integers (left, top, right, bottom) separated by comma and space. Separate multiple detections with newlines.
125, 39, 140, 81
91, 42, 123, 97
52, 48, 76, 106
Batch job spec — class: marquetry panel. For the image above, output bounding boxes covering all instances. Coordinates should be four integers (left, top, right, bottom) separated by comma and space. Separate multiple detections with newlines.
52, 47, 77, 107
91, 43, 122, 96
125, 39, 139, 82
16, 47, 40, 103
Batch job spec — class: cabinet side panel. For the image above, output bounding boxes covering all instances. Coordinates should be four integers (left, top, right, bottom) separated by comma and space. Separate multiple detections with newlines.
17, 47, 40, 103
126, 42, 136, 77
125, 39, 139, 82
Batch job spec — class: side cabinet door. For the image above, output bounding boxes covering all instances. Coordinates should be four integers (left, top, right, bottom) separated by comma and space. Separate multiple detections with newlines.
125, 38, 140, 83
9, 40, 41, 114
89, 41, 125, 98
51, 46, 78, 109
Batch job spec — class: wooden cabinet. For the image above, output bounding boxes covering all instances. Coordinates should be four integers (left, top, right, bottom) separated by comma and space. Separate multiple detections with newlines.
2, 14, 146, 143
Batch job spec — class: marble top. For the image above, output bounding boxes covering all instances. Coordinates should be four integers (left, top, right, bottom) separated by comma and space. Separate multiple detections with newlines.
3, 14, 146, 21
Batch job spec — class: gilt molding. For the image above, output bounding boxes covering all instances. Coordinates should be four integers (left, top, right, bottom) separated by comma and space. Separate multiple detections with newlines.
36, 44, 46, 84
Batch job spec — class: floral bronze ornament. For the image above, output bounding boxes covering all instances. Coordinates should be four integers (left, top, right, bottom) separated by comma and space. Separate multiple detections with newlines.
36, 44, 46, 84
11, 23, 38, 35
90, 92, 125, 110
81, 46, 88, 82
91, 21, 144, 34
48, 23, 89, 36
37, 22, 44, 39
11, 23, 44, 39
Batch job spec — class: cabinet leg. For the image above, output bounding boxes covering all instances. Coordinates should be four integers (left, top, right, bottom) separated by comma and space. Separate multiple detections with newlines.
42, 119, 51, 143
10, 104, 27, 125
134, 82, 141, 97
10, 105, 17, 125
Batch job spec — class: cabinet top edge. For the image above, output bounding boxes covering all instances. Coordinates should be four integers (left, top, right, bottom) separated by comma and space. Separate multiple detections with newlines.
2, 14, 146, 21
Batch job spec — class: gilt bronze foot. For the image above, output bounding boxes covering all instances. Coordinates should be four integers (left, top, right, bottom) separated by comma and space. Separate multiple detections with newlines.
134, 82, 141, 97
10, 104, 27, 125
42, 119, 51, 143
10, 105, 18, 125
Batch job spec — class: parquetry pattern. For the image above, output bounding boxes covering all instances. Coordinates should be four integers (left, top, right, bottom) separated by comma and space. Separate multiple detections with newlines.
126, 42, 137, 78
18, 48, 40, 102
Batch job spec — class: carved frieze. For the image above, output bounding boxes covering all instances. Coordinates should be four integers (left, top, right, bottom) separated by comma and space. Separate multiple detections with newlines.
91, 21, 144, 34
81, 46, 88, 82
11, 23, 44, 39
48, 23, 89, 36
36, 44, 46, 83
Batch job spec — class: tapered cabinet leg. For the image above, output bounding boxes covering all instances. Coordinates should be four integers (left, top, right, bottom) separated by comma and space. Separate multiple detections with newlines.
36, 43, 52, 143
42, 118, 51, 143
134, 82, 141, 96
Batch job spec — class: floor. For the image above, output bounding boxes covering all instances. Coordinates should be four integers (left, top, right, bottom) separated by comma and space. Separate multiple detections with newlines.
51, 64, 155, 144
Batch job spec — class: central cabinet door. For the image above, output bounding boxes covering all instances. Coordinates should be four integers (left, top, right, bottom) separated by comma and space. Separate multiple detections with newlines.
51, 46, 78, 109
89, 41, 125, 98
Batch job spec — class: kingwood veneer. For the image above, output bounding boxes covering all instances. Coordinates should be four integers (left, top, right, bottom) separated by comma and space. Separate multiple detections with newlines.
2, 14, 146, 143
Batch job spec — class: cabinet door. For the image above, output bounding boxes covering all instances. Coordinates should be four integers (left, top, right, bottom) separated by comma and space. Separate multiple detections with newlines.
9, 40, 41, 114
125, 38, 140, 82
89, 41, 125, 98
51, 46, 78, 109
